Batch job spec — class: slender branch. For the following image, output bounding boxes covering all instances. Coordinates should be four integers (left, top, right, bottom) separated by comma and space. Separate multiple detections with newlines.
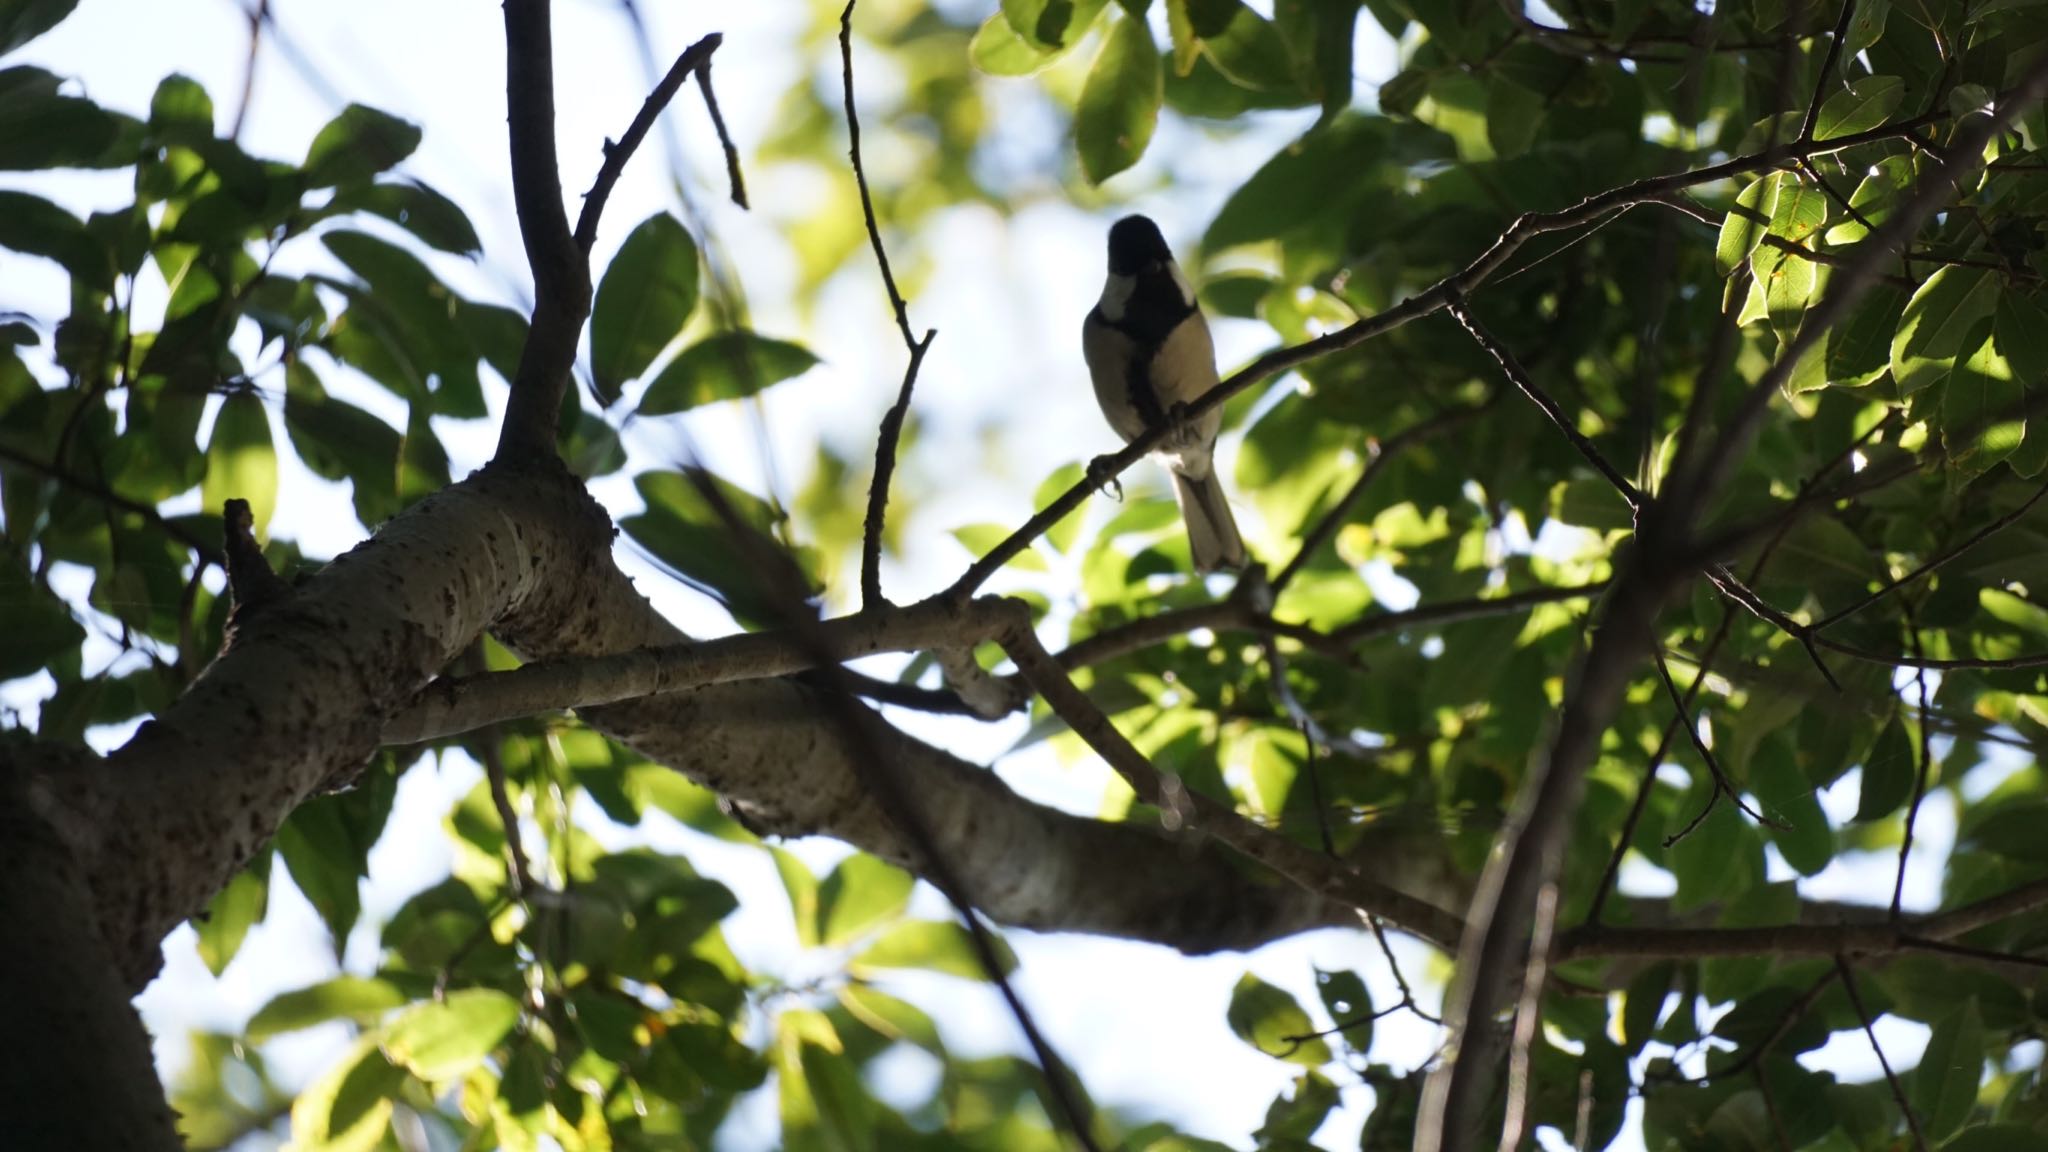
842, 0, 934, 611
1448, 296, 1641, 507
1892, 614, 1931, 919
1836, 955, 1929, 1152
1656, 653, 1785, 831
229, 0, 269, 141
999, 618, 1471, 949
1333, 583, 1606, 644
693, 62, 747, 209
0, 442, 223, 567
1814, 478, 2048, 633
479, 733, 534, 897
573, 33, 726, 252
944, 110, 1963, 599
1795, 0, 1858, 144
1370, 914, 1440, 1023
1497, 882, 1558, 1152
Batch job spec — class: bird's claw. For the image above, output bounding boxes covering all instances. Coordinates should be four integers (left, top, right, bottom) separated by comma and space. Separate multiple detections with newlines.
1086, 455, 1124, 502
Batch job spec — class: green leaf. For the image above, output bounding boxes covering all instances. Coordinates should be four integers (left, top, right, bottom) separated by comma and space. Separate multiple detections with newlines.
1856, 714, 1916, 821
637, 330, 818, 415
1892, 266, 2000, 395
1830, 282, 1907, 384
303, 103, 421, 188
1226, 973, 1329, 1065
951, 521, 1048, 570
1944, 1126, 2048, 1152
771, 846, 821, 948
148, 74, 213, 134
1717, 173, 1779, 276
1187, 0, 1297, 92
326, 179, 481, 256
290, 1034, 401, 1152
0, 66, 126, 169
202, 391, 276, 537
1911, 999, 1984, 1140
193, 849, 269, 977
0, 0, 79, 57
1313, 968, 1372, 1053
1001, 0, 1109, 50
381, 989, 519, 1081
0, 551, 85, 681
590, 212, 700, 404
1076, 11, 1162, 185
838, 983, 945, 1053
247, 977, 408, 1040
1813, 75, 1904, 139
1944, 321, 2024, 472
1843, 0, 1889, 56
1034, 462, 1089, 553
2000, 292, 2048, 478
971, 13, 1057, 75
1823, 155, 1912, 244
816, 854, 913, 948
851, 919, 1016, 981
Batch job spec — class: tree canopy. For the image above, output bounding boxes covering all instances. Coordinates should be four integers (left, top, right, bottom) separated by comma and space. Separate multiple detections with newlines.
11, 0, 2048, 1149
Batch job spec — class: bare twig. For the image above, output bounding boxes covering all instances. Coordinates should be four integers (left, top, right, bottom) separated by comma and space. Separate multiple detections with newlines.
1497, 882, 1558, 1152
0, 442, 224, 568
1892, 612, 1932, 919
1332, 584, 1606, 644
573, 33, 726, 252
1836, 955, 1930, 1152
1795, 0, 1858, 144
1656, 653, 1786, 833
1814, 478, 2048, 633
843, 0, 936, 611
229, 0, 270, 141
693, 62, 747, 209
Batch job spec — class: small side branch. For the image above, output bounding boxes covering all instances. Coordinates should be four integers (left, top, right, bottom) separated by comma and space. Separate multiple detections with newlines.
999, 618, 1470, 950
844, 0, 935, 610
1836, 955, 1930, 1152
573, 33, 727, 252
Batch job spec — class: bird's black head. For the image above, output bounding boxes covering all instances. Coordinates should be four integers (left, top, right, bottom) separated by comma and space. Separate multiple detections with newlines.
1106, 214, 1172, 276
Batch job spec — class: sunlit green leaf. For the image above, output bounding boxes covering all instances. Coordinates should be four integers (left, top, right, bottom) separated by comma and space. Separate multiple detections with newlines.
1076, 11, 1162, 184
201, 391, 276, 536
590, 212, 699, 405
303, 103, 421, 188
851, 919, 1016, 981
1226, 973, 1329, 1066
637, 330, 818, 415
381, 989, 519, 1081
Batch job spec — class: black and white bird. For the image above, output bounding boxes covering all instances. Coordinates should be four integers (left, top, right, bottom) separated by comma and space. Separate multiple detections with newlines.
1081, 214, 1248, 573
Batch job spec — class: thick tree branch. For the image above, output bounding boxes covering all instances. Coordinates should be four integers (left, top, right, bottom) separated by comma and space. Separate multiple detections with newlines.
384, 596, 1017, 743
1000, 616, 1471, 950
495, 0, 593, 463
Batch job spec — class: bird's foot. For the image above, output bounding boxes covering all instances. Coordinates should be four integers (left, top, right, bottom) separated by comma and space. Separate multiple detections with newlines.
1086, 454, 1125, 502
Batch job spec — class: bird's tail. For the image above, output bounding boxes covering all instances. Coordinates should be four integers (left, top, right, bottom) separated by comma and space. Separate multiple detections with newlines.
1172, 469, 1248, 574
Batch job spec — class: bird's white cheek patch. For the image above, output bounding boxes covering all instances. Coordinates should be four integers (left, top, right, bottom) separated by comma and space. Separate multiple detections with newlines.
1168, 262, 1195, 309
1099, 273, 1135, 322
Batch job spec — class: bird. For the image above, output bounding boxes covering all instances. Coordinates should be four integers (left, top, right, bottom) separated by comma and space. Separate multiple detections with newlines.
1081, 214, 1248, 573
